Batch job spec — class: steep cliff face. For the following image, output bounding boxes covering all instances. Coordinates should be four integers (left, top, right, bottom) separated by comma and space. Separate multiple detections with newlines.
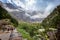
42, 5, 60, 40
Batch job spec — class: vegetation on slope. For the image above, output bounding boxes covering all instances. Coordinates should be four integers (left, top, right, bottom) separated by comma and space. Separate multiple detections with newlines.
17, 5, 60, 40
17, 22, 49, 40
42, 5, 60, 28
42, 5, 60, 40
0, 6, 18, 27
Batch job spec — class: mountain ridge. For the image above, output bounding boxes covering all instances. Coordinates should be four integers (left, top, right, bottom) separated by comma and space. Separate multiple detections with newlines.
0, 1, 44, 23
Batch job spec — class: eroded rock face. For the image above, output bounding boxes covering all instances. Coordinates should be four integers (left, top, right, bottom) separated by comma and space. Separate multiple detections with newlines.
0, 19, 22, 40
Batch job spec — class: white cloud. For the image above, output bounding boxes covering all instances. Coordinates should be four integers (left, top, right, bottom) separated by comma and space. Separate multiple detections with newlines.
12, 0, 25, 8
30, 13, 46, 19
5, 0, 25, 8
25, 12, 45, 19
30, 14, 41, 19
6, 0, 37, 10
7, 0, 12, 3
25, 0, 36, 10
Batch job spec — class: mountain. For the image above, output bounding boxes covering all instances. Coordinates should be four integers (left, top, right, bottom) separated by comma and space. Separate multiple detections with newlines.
0, 3, 18, 27
42, 5, 60, 28
0, 1, 44, 23
10, 11, 44, 23
42, 5, 60, 40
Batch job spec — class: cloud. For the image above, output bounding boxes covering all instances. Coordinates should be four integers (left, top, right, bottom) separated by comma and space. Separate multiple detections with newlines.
30, 14, 42, 19
28, 3, 56, 19
5, 0, 37, 10
12, 0, 25, 8
25, 0, 36, 10
7, 0, 12, 3
43, 3, 55, 18
2, 0, 25, 8
25, 12, 45, 19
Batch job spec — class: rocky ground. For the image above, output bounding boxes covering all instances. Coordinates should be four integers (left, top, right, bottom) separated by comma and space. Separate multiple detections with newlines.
0, 19, 22, 40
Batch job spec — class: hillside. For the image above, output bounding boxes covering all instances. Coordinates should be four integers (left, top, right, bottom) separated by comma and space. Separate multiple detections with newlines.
42, 5, 60, 40
42, 5, 60, 28
0, 6, 18, 27
0, 4, 23, 40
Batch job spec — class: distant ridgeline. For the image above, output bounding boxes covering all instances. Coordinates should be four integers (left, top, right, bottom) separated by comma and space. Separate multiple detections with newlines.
0, 6, 18, 27
42, 5, 60, 28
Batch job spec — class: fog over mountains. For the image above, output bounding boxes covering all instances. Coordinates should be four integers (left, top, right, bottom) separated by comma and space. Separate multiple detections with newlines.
0, 0, 60, 22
